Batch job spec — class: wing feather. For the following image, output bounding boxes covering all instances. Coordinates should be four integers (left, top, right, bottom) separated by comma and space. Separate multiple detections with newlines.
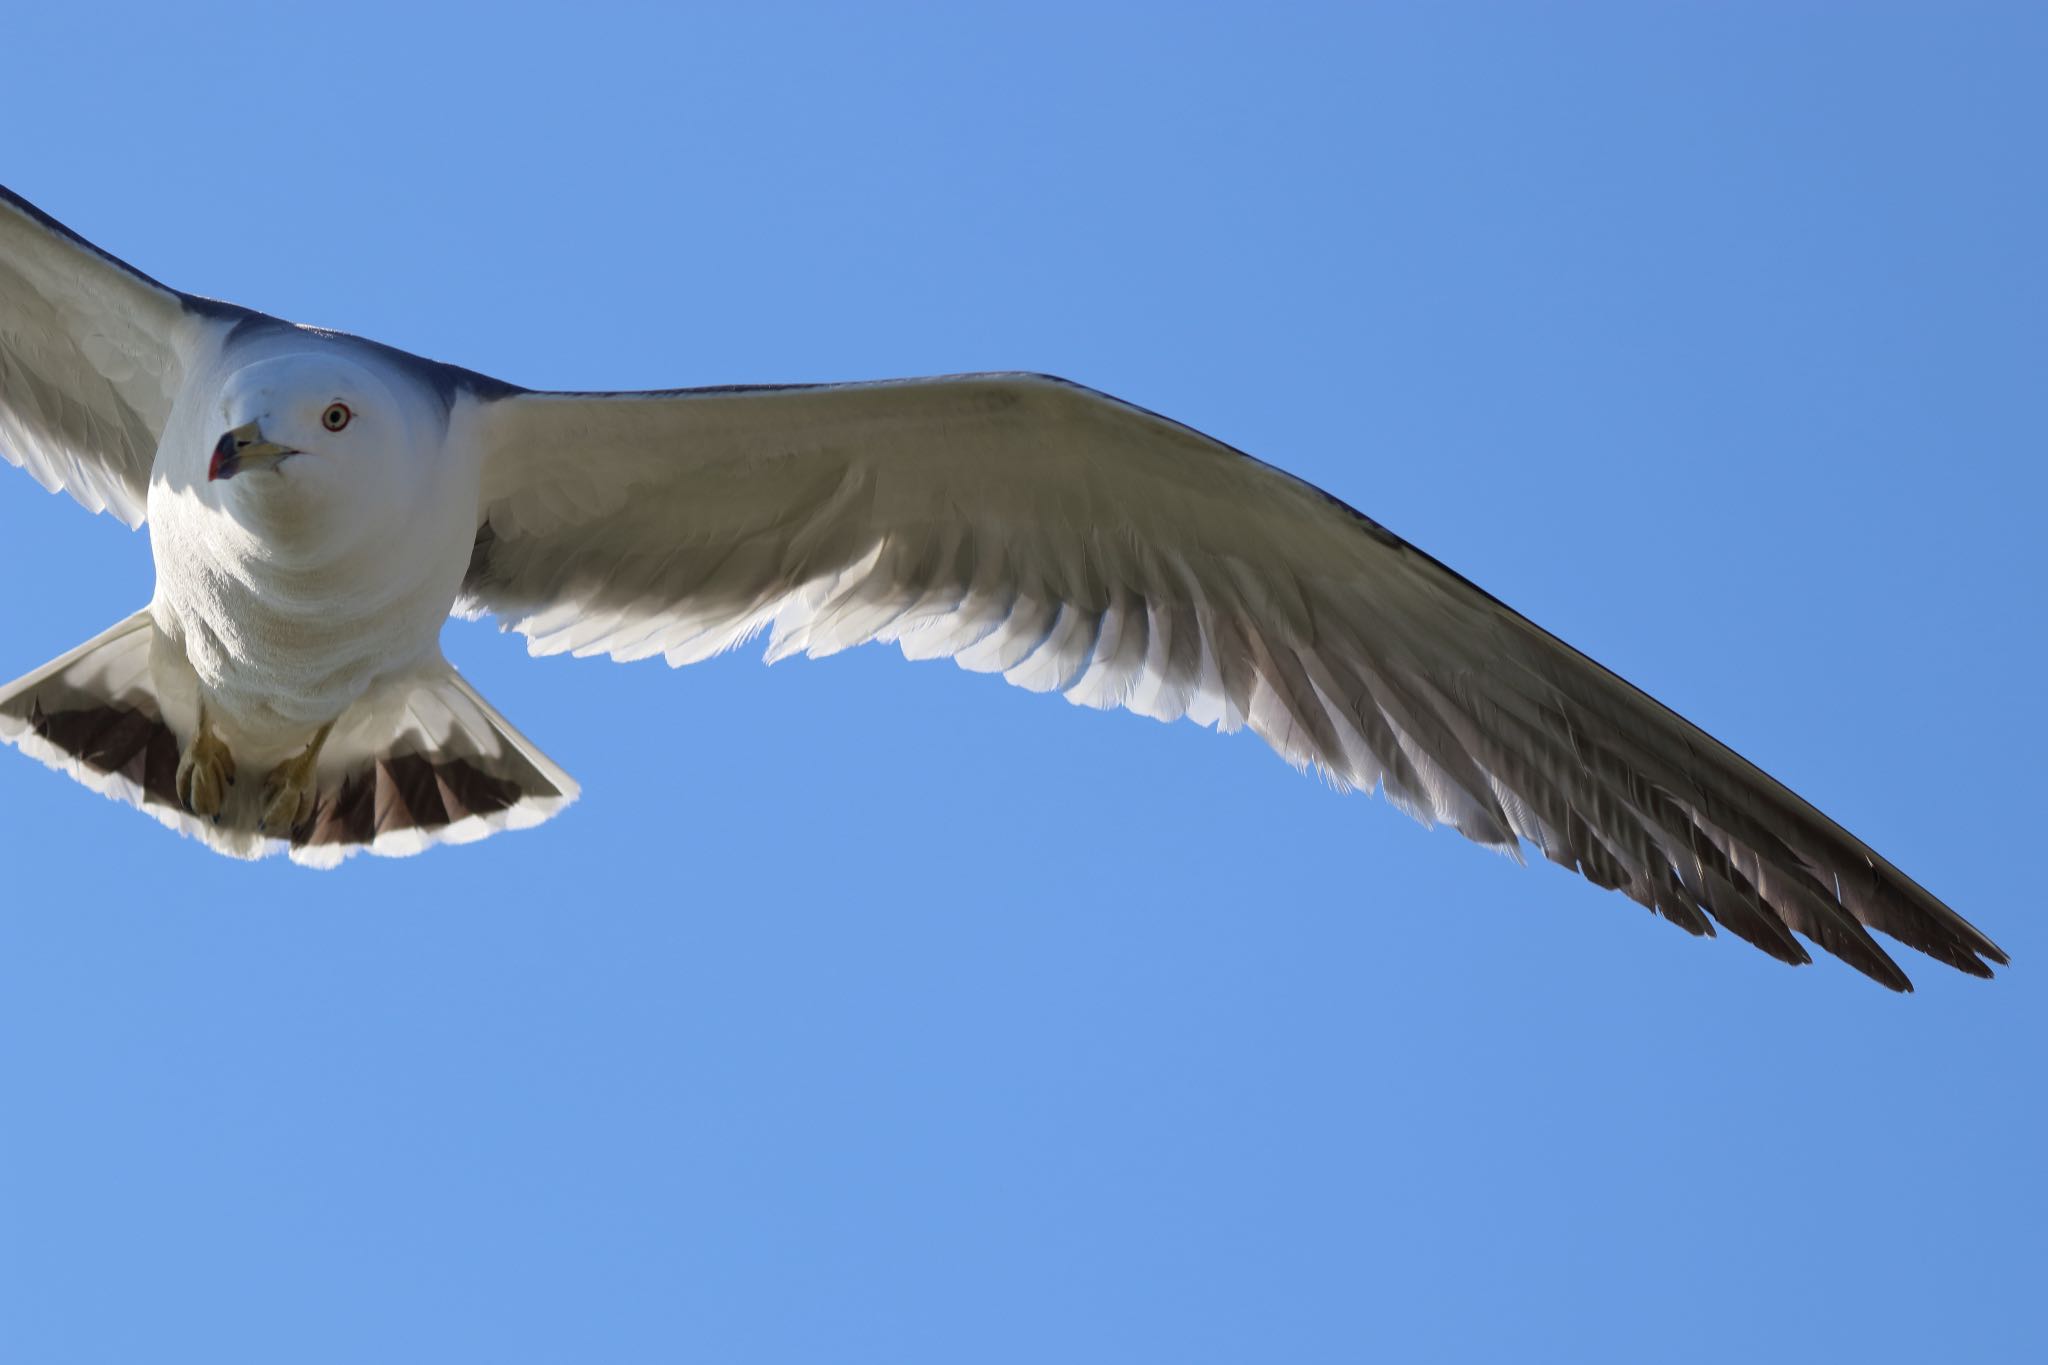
0, 186, 231, 525
456, 372, 2004, 988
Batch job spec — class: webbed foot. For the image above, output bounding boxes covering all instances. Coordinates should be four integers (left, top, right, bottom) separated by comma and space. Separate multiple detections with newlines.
258, 721, 334, 834
175, 722, 236, 820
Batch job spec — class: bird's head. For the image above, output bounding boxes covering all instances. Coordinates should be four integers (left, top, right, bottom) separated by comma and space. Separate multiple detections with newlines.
209, 352, 396, 483
204, 346, 450, 540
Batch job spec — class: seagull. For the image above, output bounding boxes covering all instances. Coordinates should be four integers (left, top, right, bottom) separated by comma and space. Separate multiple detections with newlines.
0, 185, 2004, 990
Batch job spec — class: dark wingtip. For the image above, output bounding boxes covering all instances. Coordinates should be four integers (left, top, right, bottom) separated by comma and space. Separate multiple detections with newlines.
1949, 952, 1999, 980
1848, 953, 1915, 994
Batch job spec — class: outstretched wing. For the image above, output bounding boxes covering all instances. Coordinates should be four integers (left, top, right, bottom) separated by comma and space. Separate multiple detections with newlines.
0, 186, 236, 526
457, 372, 2005, 988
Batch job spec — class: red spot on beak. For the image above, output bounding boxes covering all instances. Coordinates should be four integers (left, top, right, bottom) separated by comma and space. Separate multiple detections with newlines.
208, 431, 238, 482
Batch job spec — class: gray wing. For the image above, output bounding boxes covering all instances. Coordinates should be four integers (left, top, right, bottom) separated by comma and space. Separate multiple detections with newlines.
458, 371, 2006, 988
0, 186, 235, 526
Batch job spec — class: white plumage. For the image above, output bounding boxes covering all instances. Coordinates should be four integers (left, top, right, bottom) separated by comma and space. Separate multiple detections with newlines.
0, 185, 2006, 989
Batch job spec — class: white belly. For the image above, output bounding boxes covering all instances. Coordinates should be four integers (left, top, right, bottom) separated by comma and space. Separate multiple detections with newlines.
145, 461, 474, 743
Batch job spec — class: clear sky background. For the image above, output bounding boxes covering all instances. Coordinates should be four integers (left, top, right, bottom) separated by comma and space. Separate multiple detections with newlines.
1, 4, 2042, 1361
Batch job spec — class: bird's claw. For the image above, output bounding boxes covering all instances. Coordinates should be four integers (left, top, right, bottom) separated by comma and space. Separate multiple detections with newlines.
257, 750, 319, 834
175, 730, 236, 818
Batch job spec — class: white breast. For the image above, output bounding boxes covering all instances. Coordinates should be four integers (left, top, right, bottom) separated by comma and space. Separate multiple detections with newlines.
142, 331, 482, 741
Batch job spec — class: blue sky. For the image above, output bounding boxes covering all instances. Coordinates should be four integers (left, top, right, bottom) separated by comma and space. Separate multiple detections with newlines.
2, 3, 2042, 1361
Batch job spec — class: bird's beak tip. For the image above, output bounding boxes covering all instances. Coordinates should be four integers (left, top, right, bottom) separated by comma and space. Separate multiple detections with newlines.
207, 431, 238, 482
208, 421, 293, 481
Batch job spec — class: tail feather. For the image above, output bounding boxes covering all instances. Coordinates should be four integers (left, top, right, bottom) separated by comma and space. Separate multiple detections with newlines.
289, 670, 579, 867
0, 611, 578, 865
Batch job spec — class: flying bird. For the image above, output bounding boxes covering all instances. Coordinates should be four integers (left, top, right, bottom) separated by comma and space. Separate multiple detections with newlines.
0, 185, 2004, 991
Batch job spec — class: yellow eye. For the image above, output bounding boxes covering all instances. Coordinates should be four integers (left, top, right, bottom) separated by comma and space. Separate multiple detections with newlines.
322, 402, 352, 432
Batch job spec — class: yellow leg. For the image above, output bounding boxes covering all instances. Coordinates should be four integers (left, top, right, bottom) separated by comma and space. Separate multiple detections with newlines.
258, 720, 335, 834
174, 703, 236, 819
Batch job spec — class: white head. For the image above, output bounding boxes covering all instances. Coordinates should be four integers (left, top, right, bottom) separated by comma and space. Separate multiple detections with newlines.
205, 344, 450, 550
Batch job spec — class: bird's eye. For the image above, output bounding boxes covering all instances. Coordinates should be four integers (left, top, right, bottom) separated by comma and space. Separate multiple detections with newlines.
322, 402, 352, 432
